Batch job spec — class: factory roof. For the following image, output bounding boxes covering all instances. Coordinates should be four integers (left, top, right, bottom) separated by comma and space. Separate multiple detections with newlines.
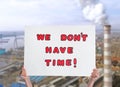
30, 76, 46, 83
11, 83, 26, 87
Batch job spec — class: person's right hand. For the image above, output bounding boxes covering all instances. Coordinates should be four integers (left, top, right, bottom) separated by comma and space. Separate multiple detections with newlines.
90, 69, 99, 81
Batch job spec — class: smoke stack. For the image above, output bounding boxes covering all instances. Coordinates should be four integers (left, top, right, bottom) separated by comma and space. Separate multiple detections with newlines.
104, 25, 112, 87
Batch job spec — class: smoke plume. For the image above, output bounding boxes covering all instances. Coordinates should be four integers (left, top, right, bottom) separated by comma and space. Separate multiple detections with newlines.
79, 0, 108, 25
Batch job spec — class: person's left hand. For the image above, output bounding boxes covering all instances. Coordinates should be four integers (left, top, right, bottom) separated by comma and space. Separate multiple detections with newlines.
21, 66, 28, 79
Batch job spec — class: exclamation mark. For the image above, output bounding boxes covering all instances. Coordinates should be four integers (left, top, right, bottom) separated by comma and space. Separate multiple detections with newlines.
73, 58, 77, 68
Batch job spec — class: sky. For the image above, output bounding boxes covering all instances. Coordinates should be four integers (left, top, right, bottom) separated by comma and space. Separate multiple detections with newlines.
0, 0, 120, 31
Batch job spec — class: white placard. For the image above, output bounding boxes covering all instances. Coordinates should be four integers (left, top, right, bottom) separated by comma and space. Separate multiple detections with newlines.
25, 25, 95, 76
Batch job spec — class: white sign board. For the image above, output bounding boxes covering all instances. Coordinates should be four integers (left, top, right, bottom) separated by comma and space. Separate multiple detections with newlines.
25, 25, 95, 76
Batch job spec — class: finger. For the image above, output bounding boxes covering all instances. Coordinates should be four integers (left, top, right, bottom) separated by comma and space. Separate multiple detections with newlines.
22, 67, 26, 72
91, 72, 99, 78
93, 68, 97, 71
22, 66, 24, 70
93, 69, 99, 74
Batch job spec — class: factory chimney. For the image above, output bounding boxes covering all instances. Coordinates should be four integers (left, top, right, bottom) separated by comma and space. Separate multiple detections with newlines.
103, 25, 112, 87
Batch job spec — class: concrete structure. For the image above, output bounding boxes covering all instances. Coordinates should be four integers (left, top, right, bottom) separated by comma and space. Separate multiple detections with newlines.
104, 25, 112, 87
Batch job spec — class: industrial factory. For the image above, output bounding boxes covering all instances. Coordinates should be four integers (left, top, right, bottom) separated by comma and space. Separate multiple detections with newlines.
0, 25, 120, 87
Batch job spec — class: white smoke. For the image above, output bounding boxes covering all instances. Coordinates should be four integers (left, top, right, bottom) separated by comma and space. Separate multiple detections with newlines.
79, 0, 108, 25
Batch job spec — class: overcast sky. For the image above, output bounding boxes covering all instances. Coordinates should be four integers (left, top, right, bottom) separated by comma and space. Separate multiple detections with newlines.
0, 0, 120, 31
